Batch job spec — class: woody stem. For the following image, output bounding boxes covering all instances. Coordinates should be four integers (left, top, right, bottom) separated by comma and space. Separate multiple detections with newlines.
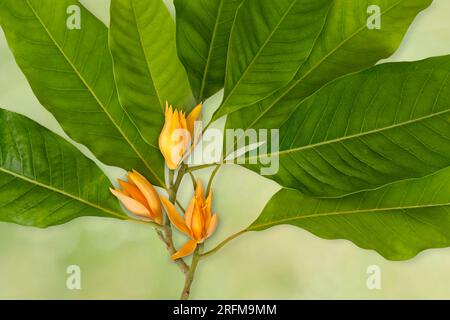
178, 165, 221, 299
160, 165, 189, 275
180, 243, 203, 300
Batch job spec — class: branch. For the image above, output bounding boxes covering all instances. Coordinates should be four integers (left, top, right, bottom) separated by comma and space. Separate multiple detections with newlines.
180, 244, 203, 300
157, 165, 190, 274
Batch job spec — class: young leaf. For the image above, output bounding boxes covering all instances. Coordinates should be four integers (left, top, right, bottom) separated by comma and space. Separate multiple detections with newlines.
224, 0, 433, 148
174, 0, 244, 101
250, 167, 450, 261
214, 0, 333, 116
0, 0, 165, 187
244, 55, 450, 197
0, 109, 127, 228
109, 0, 195, 147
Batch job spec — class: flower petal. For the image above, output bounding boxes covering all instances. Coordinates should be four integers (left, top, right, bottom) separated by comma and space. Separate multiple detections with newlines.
159, 129, 179, 170
195, 178, 204, 201
206, 213, 218, 239
160, 105, 182, 169
165, 103, 173, 121
110, 188, 151, 217
204, 191, 212, 226
160, 196, 191, 237
119, 179, 147, 207
180, 111, 188, 132
171, 239, 197, 260
173, 110, 186, 131
184, 197, 196, 229
187, 103, 202, 137
128, 171, 162, 222
160, 109, 189, 169
190, 201, 205, 241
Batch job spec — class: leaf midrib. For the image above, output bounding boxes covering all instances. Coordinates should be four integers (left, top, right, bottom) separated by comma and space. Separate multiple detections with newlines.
238, 0, 407, 133
130, 0, 165, 112
246, 108, 450, 160
0, 167, 126, 220
222, 0, 299, 108
198, 0, 224, 101
248, 201, 450, 230
25, 0, 164, 187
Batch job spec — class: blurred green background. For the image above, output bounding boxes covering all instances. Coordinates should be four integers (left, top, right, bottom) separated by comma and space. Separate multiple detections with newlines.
1, 0, 450, 299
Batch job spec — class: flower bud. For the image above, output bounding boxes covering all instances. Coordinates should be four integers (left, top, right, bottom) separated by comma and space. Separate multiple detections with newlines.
158, 102, 202, 170
110, 170, 163, 224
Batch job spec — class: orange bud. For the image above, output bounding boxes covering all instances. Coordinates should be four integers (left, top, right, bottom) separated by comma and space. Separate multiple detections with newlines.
110, 171, 163, 224
158, 102, 202, 170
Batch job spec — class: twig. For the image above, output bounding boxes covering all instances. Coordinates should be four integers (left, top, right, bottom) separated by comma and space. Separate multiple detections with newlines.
176, 199, 186, 212
180, 244, 203, 300
158, 165, 190, 274
187, 163, 219, 172
201, 230, 247, 258
129, 218, 165, 230
206, 164, 221, 195
188, 171, 197, 190
161, 224, 189, 274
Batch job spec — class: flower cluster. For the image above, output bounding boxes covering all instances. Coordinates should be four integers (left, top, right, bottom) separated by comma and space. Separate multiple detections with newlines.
110, 103, 217, 260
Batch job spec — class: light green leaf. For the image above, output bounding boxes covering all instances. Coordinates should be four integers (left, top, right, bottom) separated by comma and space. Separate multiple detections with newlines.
109, 0, 194, 146
214, 0, 333, 117
0, 0, 165, 187
250, 167, 450, 260
174, 0, 244, 101
0, 109, 127, 228
224, 0, 433, 147
244, 55, 450, 197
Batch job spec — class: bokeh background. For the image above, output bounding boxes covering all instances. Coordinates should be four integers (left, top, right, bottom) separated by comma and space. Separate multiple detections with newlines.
1, 0, 450, 299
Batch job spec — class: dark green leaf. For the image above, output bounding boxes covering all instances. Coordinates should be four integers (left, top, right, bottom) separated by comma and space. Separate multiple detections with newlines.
224, 0, 433, 148
110, 0, 194, 147
175, 0, 244, 101
0, 0, 165, 186
244, 55, 450, 197
250, 167, 450, 260
214, 0, 333, 116
0, 109, 126, 228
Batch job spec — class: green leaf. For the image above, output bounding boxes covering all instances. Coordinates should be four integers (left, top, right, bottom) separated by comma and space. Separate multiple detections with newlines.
244, 55, 450, 197
109, 0, 194, 147
224, 0, 433, 146
0, 0, 165, 187
174, 0, 244, 101
0, 109, 127, 228
250, 167, 450, 260
214, 0, 333, 117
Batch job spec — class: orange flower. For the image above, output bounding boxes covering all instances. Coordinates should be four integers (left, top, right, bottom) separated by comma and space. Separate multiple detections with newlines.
158, 102, 202, 170
110, 170, 163, 224
160, 179, 218, 260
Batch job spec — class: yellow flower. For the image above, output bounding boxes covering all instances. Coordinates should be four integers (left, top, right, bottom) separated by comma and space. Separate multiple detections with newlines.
110, 170, 163, 225
159, 102, 202, 170
160, 179, 218, 260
